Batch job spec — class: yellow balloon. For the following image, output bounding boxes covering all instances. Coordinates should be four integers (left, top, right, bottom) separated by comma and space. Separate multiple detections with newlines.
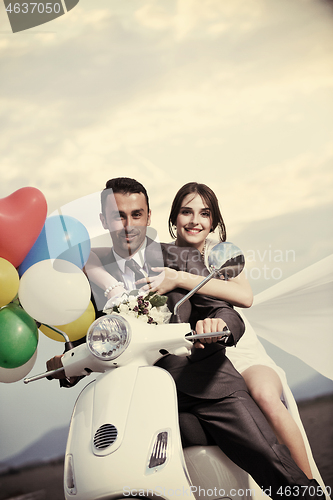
0, 258, 19, 307
40, 301, 95, 342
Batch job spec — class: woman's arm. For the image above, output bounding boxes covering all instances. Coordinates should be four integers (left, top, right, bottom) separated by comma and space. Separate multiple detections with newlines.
84, 249, 126, 300
178, 269, 253, 308
138, 267, 253, 308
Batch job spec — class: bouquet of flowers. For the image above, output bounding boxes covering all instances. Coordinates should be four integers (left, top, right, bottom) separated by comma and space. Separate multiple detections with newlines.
103, 290, 172, 325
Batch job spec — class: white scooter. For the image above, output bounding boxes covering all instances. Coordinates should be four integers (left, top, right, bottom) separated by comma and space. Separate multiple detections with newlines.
25, 243, 255, 500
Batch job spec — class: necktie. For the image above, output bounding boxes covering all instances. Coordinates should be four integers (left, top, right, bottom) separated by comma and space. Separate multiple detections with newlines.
125, 259, 146, 288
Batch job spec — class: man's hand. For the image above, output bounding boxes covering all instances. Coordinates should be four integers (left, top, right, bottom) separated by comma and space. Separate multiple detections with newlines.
46, 355, 65, 379
193, 317, 227, 349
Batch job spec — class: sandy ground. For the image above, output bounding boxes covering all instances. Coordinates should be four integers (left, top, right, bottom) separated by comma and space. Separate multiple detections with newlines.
0, 395, 332, 500
297, 396, 333, 491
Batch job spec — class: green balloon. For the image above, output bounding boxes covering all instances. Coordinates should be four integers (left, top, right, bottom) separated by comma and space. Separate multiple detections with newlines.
0, 303, 38, 368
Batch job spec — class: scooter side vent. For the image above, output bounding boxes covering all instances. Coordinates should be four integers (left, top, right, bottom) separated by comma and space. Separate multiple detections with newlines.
148, 431, 168, 468
93, 424, 118, 450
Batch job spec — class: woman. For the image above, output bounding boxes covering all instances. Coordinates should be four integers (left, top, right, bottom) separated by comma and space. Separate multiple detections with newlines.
85, 182, 312, 479
139, 182, 313, 478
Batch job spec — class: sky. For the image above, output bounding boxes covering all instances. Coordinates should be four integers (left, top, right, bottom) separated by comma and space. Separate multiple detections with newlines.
0, 0, 332, 463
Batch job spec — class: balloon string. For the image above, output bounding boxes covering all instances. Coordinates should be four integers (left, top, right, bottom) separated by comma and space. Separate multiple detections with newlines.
59, 213, 72, 248
78, 243, 84, 268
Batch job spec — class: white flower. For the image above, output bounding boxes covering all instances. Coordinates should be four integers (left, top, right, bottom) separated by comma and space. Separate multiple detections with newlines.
103, 294, 123, 313
119, 303, 130, 314
128, 298, 138, 309
149, 308, 165, 324
138, 313, 149, 323
126, 309, 137, 318
159, 304, 170, 314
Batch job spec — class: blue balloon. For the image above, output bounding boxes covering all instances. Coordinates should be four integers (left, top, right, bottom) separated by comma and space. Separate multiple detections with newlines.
19, 215, 91, 276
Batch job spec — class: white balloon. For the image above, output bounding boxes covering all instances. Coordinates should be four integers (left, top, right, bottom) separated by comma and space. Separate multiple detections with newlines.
0, 349, 37, 383
19, 259, 91, 325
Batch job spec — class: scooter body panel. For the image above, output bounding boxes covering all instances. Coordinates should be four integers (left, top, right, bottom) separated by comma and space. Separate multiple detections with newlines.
64, 365, 196, 500
184, 446, 253, 500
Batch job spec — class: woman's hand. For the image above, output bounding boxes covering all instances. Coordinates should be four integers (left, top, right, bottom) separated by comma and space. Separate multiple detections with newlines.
136, 267, 179, 294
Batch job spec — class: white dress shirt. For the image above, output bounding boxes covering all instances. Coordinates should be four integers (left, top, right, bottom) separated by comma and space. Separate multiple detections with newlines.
112, 238, 149, 291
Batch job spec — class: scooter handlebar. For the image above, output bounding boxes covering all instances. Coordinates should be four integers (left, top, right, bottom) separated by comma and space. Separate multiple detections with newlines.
185, 330, 231, 343
24, 367, 65, 384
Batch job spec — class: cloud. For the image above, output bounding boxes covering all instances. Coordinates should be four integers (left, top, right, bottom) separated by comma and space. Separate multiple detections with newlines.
134, 0, 266, 40
0, 0, 332, 226
202, 139, 333, 231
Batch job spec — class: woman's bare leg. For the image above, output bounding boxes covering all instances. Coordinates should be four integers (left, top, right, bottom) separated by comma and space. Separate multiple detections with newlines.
241, 365, 313, 479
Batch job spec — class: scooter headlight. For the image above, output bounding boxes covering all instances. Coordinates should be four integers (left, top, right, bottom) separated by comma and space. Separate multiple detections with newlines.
87, 314, 131, 361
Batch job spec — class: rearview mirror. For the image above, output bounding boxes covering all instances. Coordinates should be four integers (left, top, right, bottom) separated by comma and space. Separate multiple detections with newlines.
208, 242, 245, 280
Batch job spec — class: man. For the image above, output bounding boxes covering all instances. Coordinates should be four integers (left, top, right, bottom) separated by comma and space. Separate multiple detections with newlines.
47, 177, 322, 500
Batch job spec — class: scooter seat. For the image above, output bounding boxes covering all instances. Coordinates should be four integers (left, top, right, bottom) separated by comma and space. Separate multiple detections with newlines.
179, 412, 215, 448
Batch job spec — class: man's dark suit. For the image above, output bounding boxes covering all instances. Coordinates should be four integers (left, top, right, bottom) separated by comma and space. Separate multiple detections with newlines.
90, 239, 321, 500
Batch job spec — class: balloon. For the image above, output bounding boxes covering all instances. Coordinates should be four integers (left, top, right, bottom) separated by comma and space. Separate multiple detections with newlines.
0, 187, 47, 268
19, 215, 91, 276
0, 303, 38, 369
40, 301, 95, 342
0, 349, 37, 383
0, 257, 19, 306
18, 259, 91, 325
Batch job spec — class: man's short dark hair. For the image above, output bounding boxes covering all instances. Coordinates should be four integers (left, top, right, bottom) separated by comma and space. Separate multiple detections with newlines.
101, 177, 150, 214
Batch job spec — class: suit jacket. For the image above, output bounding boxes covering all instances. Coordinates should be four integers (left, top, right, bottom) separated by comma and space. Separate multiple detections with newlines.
90, 239, 247, 399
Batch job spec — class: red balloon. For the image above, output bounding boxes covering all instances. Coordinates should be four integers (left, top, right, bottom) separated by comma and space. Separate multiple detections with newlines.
0, 187, 47, 268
